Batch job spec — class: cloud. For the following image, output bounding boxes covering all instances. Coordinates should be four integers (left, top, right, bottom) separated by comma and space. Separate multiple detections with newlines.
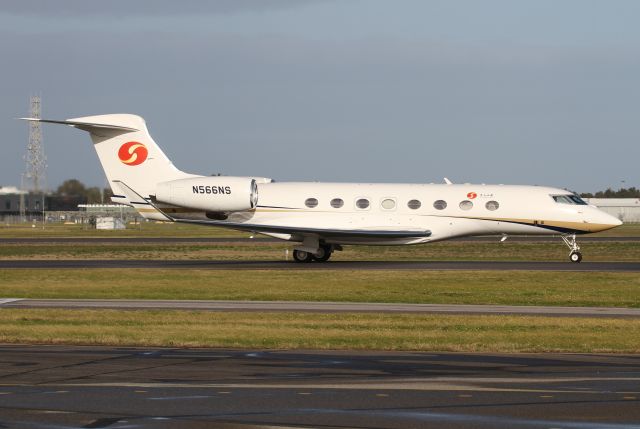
0, 0, 322, 17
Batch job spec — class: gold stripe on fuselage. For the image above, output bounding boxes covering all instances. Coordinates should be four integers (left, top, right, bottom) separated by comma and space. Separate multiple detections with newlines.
432, 215, 610, 233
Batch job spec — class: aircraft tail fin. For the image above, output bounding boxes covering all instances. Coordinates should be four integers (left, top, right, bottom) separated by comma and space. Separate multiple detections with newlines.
20, 114, 195, 206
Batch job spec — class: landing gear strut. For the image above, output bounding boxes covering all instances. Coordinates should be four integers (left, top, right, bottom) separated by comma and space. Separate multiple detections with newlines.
561, 234, 582, 263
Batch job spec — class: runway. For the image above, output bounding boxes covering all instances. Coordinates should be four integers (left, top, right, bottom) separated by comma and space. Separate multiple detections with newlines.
3, 298, 640, 318
1, 259, 639, 271
0, 345, 639, 429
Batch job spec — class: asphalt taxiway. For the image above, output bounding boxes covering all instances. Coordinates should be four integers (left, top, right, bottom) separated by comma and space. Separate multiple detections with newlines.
0, 346, 639, 429
3, 298, 640, 318
1, 259, 639, 271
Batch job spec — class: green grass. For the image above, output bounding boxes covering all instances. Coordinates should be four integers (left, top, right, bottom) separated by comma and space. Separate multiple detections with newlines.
0, 222, 245, 238
1, 269, 639, 308
0, 222, 637, 353
0, 241, 638, 261
1, 309, 638, 352
342, 241, 640, 262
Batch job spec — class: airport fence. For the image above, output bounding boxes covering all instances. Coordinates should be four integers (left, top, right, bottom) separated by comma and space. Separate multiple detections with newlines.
1, 211, 143, 226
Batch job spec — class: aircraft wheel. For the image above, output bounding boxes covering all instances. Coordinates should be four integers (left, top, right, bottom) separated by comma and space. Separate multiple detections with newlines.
313, 245, 333, 262
293, 249, 314, 263
569, 251, 582, 263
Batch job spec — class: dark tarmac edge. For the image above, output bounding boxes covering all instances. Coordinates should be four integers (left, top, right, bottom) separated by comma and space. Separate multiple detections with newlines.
2, 298, 639, 318
0, 259, 639, 271
0, 346, 639, 429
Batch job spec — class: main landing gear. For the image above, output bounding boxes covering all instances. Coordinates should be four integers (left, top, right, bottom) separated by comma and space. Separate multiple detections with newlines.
292, 244, 333, 263
561, 234, 582, 263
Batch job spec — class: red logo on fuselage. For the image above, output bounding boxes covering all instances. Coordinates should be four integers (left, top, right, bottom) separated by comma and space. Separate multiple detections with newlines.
118, 142, 148, 166
467, 192, 477, 199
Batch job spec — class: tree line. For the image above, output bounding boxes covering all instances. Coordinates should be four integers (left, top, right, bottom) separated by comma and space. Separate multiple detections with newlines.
580, 187, 640, 198
53, 179, 113, 204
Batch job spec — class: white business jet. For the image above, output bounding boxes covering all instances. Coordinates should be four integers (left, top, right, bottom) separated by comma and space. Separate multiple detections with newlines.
22, 114, 621, 263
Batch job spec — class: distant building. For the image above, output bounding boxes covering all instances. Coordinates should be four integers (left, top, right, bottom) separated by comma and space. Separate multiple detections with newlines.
585, 198, 640, 223
0, 190, 47, 215
0, 186, 86, 218
0, 186, 26, 195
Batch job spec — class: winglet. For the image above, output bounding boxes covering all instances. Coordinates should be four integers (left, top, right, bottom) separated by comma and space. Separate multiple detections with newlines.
444, 177, 453, 185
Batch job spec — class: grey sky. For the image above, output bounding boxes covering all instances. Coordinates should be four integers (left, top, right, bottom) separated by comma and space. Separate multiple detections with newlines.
1, 0, 638, 193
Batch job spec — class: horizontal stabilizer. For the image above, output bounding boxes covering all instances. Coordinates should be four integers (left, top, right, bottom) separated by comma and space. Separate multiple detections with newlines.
19, 117, 139, 134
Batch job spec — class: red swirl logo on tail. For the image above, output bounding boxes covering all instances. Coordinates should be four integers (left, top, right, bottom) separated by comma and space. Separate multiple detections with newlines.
118, 142, 148, 166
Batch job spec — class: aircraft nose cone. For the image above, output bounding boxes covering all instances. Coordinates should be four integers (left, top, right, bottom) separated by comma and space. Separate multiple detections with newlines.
595, 210, 623, 229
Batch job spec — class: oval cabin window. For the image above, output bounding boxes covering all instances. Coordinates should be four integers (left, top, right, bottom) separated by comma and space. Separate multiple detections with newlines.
407, 199, 421, 210
459, 200, 473, 210
381, 199, 396, 210
356, 198, 370, 209
305, 198, 318, 208
433, 200, 447, 210
330, 198, 344, 208
485, 200, 499, 211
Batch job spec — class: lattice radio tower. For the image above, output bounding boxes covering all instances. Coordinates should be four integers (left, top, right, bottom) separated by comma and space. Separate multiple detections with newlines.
24, 95, 47, 192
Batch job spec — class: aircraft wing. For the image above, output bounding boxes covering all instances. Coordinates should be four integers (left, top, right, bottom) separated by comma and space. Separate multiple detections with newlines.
175, 218, 431, 239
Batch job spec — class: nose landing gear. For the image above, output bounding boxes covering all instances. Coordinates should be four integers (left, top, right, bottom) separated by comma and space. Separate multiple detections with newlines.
561, 234, 582, 263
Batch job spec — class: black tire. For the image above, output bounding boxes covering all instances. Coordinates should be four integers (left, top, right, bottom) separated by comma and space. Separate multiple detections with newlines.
569, 251, 582, 263
293, 249, 314, 263
313, 245, 332, 262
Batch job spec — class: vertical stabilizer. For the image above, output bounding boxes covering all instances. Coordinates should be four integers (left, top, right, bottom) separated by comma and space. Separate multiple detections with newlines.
21, 114, 197, 204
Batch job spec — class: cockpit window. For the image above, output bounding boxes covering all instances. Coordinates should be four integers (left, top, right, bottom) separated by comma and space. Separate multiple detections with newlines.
551, 194, 587, 205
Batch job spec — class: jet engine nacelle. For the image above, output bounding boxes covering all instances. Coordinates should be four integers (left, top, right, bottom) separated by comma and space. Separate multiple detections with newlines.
155, 176, 258, 212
